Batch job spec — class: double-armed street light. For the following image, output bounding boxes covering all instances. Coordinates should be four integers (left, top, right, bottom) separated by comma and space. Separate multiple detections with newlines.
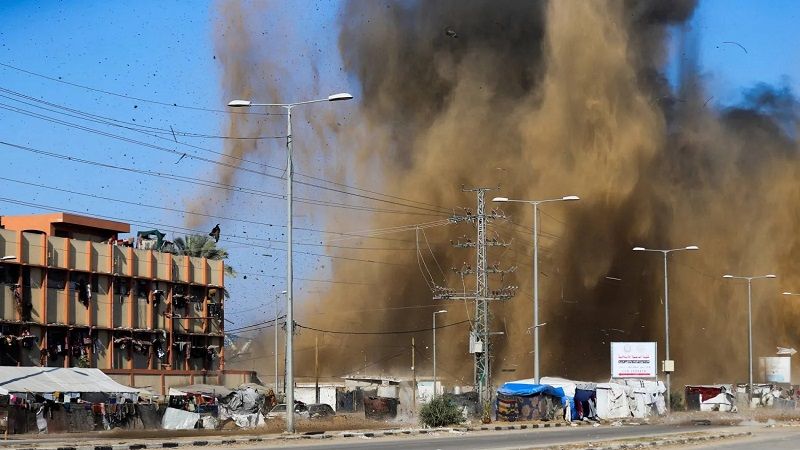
492, 195, 579, 384
632, 245, 699, 411
723, 273, 777, 402
228, 93, 353, 433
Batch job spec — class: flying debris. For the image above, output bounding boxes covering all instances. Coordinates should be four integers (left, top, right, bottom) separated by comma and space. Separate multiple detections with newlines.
720, 41, 748, 54
209, 224, 221, 243
445, 27, 458, 38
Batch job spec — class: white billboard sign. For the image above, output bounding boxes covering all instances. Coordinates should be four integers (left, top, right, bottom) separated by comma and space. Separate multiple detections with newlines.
611, 342, 657, 378
760, 357, 791, 383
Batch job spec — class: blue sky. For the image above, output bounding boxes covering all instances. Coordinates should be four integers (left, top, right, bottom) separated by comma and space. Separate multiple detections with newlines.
0, 1, 797, 336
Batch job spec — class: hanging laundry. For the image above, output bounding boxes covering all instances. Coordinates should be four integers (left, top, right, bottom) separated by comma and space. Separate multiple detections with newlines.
77, 279, 89, 308
153, 289, 165, 305
94, 336, 105, 355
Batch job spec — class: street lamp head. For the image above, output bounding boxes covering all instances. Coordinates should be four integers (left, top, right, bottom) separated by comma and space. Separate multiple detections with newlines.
783, 292, 795, 295
0, 256, 16, 261
492, 197, 509, 203
723, 274, 734, 278
435, 310, 447, 314
632, 247, 646, 251
766, 274, 777, 279
685, 245, 699, 251
328, 93, 353, 102
562, 195, 580, 201
281, 290, 288, 294
227, 100, 252, 107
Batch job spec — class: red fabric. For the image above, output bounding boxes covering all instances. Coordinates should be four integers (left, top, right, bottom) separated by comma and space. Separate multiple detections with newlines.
686, 386, 722, 401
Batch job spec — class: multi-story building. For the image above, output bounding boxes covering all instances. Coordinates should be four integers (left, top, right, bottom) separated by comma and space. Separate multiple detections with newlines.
0, 212, 253, 393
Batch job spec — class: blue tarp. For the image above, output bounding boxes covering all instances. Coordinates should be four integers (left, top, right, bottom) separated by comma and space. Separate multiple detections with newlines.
498, 383, 566, 398
498, 382, 575, 420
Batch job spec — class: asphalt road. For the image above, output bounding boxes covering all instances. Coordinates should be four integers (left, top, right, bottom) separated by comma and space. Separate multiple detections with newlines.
206, 424, 734, 450
683, 427, 800, 449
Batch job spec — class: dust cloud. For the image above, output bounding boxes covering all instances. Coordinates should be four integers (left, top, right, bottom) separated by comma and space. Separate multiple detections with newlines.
219, 0, 800, 389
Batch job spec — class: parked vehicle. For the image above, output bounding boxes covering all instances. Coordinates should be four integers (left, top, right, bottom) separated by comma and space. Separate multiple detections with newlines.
266, 402, 335, 420
306, 403, 336, 419
266, 402, 308, 419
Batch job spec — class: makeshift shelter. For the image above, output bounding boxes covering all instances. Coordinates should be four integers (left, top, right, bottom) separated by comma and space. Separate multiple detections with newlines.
496, 380, 566, 422
618, 379, 666, 418
540, 377, 598, 421
363, 396, 398, 420
595, 382, 631, 419
170, 384, 232, 398
685, 385, 733, 411
0, 367, 155, 434
136, 229, 166, 250
218, 385, 269, 428
0, 367, 138, 400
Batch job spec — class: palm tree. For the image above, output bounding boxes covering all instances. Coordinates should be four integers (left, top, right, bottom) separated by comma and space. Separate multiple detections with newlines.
170, 234, 236, 276
168, 235, 236, 299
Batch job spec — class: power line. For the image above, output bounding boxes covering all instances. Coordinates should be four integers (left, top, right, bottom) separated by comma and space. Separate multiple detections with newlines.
0, 102, 446, 216
296, 319, 470, 335
0, 82, 453, 215
0, 88, 284, 140
0, 140, 440, 217
0, 61, 270, 116
0, 175, 418, 252
226, 315, 286, 333
0, 197, 406, 267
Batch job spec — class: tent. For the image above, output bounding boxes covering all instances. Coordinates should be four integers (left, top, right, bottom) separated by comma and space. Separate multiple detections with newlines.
540, 377, 598, 421
0, 367, 138, 396
618, 379, 666, 418
496, 379, 567, 422
595, 382, 631, 419
685, 384, 733, 411
169, 384, 232, 398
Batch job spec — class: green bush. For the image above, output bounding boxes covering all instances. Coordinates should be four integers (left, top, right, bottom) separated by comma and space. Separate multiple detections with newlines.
670, 390, 685, 411
420, 396, 464, 428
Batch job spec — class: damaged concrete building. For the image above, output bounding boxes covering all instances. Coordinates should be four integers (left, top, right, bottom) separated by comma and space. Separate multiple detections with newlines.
0, 212, 254, 394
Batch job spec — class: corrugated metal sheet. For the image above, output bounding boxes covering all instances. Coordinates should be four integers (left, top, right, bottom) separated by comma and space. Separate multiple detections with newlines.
0, 367, 138, 394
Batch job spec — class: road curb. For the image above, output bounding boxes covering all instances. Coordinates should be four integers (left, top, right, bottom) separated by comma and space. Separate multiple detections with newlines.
3, 421, 745, 450
582, 431, 752, 450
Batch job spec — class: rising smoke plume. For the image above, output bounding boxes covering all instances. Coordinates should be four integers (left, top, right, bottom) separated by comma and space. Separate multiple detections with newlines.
218, 1, 800, 387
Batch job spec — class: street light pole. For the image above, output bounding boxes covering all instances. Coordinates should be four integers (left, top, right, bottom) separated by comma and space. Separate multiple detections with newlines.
275, 290, 287, 396
493, 195, 579, 384
433, 310, 447, 398
632, 245, 698, 412
228, 93, 352, 433
723, 273, 776, 403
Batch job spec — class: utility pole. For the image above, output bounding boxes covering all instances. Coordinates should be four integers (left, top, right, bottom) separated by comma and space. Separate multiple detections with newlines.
314, 335, 319, 403
433, 187, 517, 410
411, 337, 416, 413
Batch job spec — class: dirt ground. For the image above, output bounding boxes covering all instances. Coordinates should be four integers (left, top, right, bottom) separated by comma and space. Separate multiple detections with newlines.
0, 413, 417, 443
3, 409, 799, 443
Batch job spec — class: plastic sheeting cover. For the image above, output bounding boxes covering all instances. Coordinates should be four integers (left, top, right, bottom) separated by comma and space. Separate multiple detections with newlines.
170, 384, 232, 398
161, 407, 200, 430
0, 367, 138, 394
497, 381, 566, 398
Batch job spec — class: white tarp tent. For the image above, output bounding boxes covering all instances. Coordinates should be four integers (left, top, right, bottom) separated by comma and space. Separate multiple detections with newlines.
701, 392, 737, 412
618, 379, 666, 418
161, 407, 200, 430
595, 382, 631, 419
0, 367, 138, 394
